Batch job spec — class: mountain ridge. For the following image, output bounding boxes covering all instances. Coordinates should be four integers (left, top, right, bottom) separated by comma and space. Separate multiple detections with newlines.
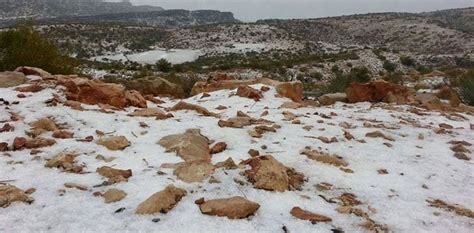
0, 0, 164, 20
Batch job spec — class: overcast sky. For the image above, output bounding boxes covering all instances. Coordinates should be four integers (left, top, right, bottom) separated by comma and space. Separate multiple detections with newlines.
121, 0, 474, 21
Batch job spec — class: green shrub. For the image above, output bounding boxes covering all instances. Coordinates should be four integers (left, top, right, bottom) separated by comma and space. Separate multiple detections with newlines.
349, 66, 372, 83
320, 73, 351, 94
310, 71, 323, 80
384, 72, 404, 84
331, 65, 341, 74
320, 66, 372, 94
156, 58, 172, 73
133, 67, 153, 79
0, 24, 75, 74
372, 48, 387, 61
416, 65, 433, 75
383, 60, 397, 73
400, 55, 415, 67
459, 69, 474, 106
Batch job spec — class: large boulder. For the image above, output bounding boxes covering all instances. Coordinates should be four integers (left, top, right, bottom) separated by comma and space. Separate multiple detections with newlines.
123, 77, 185, 99
0, 72, 27, 88
236, 85, 263, 101
136, 185, 186, 215
197, 196, 260, 219
273, 81, 304, 102
158, 129, 211, 162
57, 76, 147, 108
346, 80, 409, 103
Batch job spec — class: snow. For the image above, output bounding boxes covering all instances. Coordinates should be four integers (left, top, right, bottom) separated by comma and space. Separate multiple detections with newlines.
92, 48, 202, 65
0, 83, 473, 232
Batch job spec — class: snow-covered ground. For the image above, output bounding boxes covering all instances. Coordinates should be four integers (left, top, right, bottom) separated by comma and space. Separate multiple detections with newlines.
92, 48, 202, 65
0, 82, 473, 232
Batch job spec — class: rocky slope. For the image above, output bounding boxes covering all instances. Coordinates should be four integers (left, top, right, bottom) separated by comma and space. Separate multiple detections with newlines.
0, 68, 473, 232
260, 8, 474, 55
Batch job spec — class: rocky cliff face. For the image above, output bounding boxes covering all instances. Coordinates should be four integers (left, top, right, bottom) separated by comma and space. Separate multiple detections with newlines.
0, 0, 163, 20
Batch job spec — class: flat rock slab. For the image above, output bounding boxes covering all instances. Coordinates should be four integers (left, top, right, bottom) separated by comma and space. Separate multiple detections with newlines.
158, 129, 211, 162
136, 185, 186, 215
198, 196, 260, 219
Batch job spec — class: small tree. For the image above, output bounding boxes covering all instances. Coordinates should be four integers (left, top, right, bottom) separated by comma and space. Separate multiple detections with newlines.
0, 24, 74, 74
156, 58, 172, 73
383, 60, 397, 73
459, 69, 474, 106
400, 55, 415, 67
349, 66, 372, 83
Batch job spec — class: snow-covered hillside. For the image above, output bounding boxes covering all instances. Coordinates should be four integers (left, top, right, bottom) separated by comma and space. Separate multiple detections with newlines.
0, 75, 473, 232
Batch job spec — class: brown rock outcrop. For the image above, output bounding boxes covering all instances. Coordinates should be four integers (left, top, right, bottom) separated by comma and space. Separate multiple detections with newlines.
346, 80, 409, 103
123, 77, 185, 99
57, 77, 146, 108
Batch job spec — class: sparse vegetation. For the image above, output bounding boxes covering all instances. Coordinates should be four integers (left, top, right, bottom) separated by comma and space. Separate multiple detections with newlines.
400, 55, 415, 67
156, 59, 172, 73
383, 60, 397, 73
459, 69, 474, 106
320, 66, 372, 94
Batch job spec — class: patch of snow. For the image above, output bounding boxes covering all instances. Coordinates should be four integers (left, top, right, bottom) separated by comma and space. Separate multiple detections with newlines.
92, 48, 202, 65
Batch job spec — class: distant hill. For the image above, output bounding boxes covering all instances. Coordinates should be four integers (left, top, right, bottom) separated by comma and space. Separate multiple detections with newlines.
28, 9, 239, 27
0, 0, 238, 28
259, 8, 474, 54
422, 7, 474, 34
0, 0, 163, 20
